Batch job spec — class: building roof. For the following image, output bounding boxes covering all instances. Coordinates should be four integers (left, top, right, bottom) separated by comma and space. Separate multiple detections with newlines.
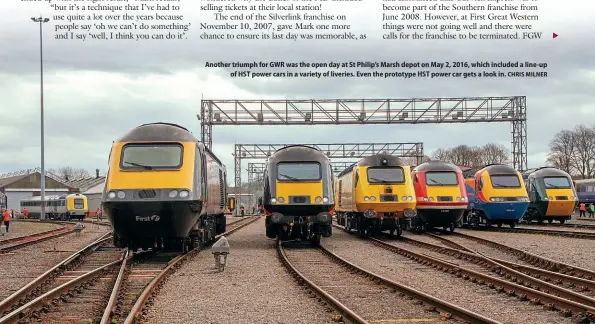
0, 168, 106, 191
83, 181, 106, 194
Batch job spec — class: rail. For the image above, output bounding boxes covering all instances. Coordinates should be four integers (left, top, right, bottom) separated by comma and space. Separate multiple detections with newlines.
120, 216, 261, 324
277, 241, 500, 324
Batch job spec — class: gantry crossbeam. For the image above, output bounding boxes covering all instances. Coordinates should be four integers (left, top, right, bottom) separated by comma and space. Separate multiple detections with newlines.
200, 97, 527, 171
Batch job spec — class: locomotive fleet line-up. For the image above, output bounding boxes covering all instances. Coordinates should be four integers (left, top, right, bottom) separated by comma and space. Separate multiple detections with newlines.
15, 122, 581, 251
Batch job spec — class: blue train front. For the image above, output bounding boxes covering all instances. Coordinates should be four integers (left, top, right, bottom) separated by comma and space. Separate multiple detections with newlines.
462, 164, 529, 228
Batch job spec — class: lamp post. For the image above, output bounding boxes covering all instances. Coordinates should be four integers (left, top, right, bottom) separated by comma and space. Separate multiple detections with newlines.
32, 16, 49, 220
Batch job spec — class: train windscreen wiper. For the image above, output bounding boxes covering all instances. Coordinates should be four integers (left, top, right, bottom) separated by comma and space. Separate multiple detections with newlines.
545, 183, 560, 188
428, 178, 444, 185
123, 161, 153, 170
369, 177, 390, 183
278, 173, 300, 181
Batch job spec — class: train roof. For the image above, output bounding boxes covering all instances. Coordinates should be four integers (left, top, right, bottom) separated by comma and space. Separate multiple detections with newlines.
479, 164, 517, 175
337, 154, 405, 177
116, 122, 197, 142
413, 161, 460, 172
522, 167, 570, 179
267, 145, 329, 164
574, 178, 595, 183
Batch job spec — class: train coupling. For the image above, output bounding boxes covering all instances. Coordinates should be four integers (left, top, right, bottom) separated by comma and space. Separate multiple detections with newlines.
364, 209, 377, 218
404, 208, 417, 218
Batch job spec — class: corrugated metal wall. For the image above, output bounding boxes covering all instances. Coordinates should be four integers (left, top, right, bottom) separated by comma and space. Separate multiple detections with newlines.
87, 193, 102, 214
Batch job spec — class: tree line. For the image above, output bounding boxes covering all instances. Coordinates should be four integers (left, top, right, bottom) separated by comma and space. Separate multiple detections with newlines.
429, 143, 509, 168
547, 125, 595, 178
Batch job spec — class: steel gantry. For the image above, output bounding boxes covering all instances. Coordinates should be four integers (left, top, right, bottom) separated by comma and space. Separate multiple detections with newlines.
200, 97, 527, 170
231, 142, 424, 214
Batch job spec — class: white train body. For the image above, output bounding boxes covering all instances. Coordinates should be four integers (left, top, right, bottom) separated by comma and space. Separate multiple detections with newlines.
20, 193, 88, 220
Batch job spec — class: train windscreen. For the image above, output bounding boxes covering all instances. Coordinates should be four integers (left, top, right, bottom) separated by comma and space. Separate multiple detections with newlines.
74, 199, 84, 209
277, 162, 321, 181
490, 175, 521, 188
425, 171, 458, 186
120, 143, 183, 169
367, 167, 405, 184
543, 177, 571, 189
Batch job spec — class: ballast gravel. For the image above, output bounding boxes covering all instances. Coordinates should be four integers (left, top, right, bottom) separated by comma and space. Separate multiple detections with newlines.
455, 228, 595, 270
322, 229, 573, 324
517, 224, 595, 234
146, 217, 335, 324
0, 220, 61, 242
0, 223, 110, 300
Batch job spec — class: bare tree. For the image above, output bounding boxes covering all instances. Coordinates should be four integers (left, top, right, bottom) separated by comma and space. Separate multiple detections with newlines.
570, 125, 595, 178
48, 167, 91, 181
546, 130, 576, 174
431, 148, 452, 161
479, 143, 509, 165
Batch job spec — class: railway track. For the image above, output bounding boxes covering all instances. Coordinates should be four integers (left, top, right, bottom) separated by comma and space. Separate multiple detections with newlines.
0, 225, 74, 253
101, 216, 260, 324
0, 217, 258, 323
333, 224, 595, 323
0, 232, 114, 320
519, 223, 595, 231
482, 226, 595, 240
277, 240, 499, 324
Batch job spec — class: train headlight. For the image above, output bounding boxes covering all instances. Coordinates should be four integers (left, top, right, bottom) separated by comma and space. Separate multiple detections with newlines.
401, 196, 406, 201
423, 197, 428, 201
277, 197, 285, 203
323, 196, 329, 203
179, 190, 189, 198
407, 196, 413, 201
108, 191, 116, 199
315, 196, 322, 203
428, 197, 434, 201
543, 197, 548, 200
548, 196, 553, 200
270, 198, 277, 204
117, 191, 125, 199
169, 190, 178, 198
369, 196, 376, 201
572, 196, 577, 200
461, 197, 467, 201
364, 196, 370, 201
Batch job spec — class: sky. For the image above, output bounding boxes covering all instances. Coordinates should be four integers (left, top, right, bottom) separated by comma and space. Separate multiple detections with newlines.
0, 1, 593, 183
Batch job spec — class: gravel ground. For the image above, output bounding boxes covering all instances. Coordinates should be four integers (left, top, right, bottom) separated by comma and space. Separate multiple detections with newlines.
284, 246, 444, 323
516, 224, 595, 233
454, 229, 595, 270
146, 217, 335, 324
401, 231, 452, 247
0, 221, 61, 242
0, 223, 110, 300
322, 229, 572, 324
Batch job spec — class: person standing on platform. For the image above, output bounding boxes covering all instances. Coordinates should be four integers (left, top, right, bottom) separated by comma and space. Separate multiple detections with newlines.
3, 209, 10, 232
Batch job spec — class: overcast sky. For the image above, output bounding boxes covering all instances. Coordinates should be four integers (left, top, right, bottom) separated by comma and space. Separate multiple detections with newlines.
0, 1, 593, 182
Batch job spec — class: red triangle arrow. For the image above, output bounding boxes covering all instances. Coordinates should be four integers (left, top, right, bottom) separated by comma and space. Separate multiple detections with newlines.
553, 33, 558, 39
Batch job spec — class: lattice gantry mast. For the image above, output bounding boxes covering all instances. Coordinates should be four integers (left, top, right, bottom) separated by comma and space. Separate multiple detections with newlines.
200, 97, 527, 170
232, 142, 424, 215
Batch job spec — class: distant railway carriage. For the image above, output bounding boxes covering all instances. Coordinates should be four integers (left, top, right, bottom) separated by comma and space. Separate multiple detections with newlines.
334, 154, 416, 237
410, 161, 468, 232
263, 145, 333, 244
19, 193, 88, 220
574, 179, 595, 205
102, 122, 227, 253
463, 164, 529, 228
522, 167, 577, 224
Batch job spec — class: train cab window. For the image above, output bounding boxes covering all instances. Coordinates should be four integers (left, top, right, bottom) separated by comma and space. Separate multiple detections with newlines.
543, 177, 571, 189
425, 172, 458, 186
276, 162, 321, 181
74, 199, 84, 209
120, 143, 183, 169
490, 175, 521, 188
588, 186, 593, 193
367, 167, 404, 184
